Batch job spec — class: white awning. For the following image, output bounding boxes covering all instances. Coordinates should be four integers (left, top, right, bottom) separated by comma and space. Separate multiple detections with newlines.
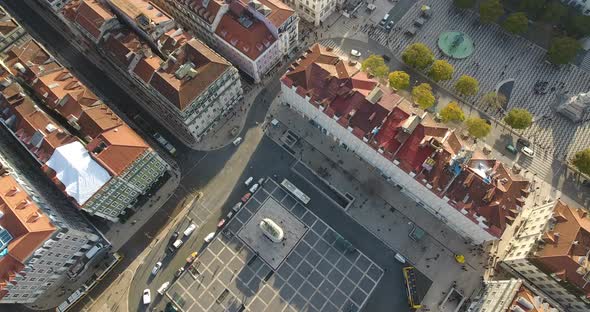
46, 141, 111, 205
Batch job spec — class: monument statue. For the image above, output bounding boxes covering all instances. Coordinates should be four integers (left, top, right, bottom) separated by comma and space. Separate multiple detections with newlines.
259, 218, 284, 243
556, 91, 590, 123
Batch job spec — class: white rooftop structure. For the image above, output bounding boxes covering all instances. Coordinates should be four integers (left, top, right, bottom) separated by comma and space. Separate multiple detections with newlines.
46, 141, 111, 205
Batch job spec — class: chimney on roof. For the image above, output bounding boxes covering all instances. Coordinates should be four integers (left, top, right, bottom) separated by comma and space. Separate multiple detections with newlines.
28, 211, 41, 223
6, 187, 19, 197
16, 199, 30, 210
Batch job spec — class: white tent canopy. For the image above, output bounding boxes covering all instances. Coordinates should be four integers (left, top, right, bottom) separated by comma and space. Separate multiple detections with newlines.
46, 141, 111, 205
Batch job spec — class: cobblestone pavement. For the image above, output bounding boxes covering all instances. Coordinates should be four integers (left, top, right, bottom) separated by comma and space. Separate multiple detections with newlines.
368, 0, 590, 164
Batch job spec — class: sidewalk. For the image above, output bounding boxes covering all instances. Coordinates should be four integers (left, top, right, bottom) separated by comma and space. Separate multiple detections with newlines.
267, 100, 489, 311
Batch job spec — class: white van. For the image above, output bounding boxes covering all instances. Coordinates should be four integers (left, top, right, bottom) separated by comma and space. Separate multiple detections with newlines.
157, 282, 170, 295
394, 253, 406, 263
244, 177, 254, 186
380, 14, 390, 25
233, 137, 242, 146
172, 239, 183, 249
183, 223, 196, 237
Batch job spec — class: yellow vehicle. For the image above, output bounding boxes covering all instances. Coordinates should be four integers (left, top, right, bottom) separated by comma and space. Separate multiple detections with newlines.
403, 266, 422, 309
186, 252, 198, 264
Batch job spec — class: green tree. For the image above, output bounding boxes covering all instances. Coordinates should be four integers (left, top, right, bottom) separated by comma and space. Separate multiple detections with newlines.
402, 43, 434, 70
455, 75, 479, 96
439, 102, 465, 123
465, 117, 492, 139
388, 71, 410, 90
504, 108, 533, 129
572, 148, 590, 175
502, 12, 529, 34
428, 60, 454, 82
453, 0, 475, 9
412, 83, 436, 110
481, 92, 507, 110
479, 0, 504, 24
361, 55, 389, 78
541, 2, 567, 23
547, 37, 581, 65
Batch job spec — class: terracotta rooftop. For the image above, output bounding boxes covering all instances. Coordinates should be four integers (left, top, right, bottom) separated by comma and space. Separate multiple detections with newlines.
0, 82, 77, 163
66, 0, 116, 41
158, 28, 192, 55
511, 284, 559, 312
0, 19, 18, 36
149, 38, 230, 110
3, 39, 61, 82
532, 201, 590, 298
109, 0, 172, 25
181, 0, 223, 24
215, 1, 276, 60
133, 54, 161, 83
102, 29, 146, 67
246, 0, 294, 28
86, 125, 148, 175
0, 174, 56, 298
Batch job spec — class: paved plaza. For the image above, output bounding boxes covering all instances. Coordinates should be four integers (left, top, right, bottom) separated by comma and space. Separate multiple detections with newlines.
368, 0, 590, 168
166, 179, 384, 312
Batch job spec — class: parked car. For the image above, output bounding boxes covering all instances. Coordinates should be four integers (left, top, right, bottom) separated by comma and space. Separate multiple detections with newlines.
175, 267, 185, 277
232, 202, 243, 212
151, 262, 162, 275
157, 282, 170, 295
142, 289, 151, 304
233, 137, 242, 146
257, 177, 265, 185
350, 49, 361, 57
382, 54, 391, 62
241, 192, 251, 203
244, 177, 254, 186
183, 223, 197, 237
204, 232, 216, 243
172, 239, 183, 249
249, 183, 259, 193
186, 252, 198, 264
521, 146, 534, 157
386, 20, 394, 30
505, 144, 518, 154
169, 231, 179, 244
217, 218, 227, 228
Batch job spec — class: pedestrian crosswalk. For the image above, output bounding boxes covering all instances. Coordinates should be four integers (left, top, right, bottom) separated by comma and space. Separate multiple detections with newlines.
366, 0, 590, 175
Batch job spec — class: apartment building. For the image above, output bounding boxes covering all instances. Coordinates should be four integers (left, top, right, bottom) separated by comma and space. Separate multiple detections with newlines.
0, 153, 107, 304
283, 0, 338, 25
502, 200, 590, 312
467, 279, 561, 312
149, 0, 299, 82
0, 7, 28, 53
0, 39, 169, 222
61, 0, 243, 147
280, 44, 531, 244
561, 0, 590, 16
62, 0, 120, 44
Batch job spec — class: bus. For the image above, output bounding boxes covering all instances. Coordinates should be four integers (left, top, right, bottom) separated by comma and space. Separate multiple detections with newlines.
403, 266, 422, 309
281, 179, 310, 204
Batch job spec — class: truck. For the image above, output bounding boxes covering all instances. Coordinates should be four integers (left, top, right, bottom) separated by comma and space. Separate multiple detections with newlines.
152, 133, 177, 155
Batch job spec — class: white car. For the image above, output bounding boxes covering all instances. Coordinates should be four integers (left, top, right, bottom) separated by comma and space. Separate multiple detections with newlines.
151, 262, 162, 275
183, 223, 197, 237
244, 177, 254, 186
157, 281, 170, 295
204, 232, 216, 243
521, 146, 534, 157
142, 289, 151, 305
249, 183, 259, 193
350, 49, 361, 57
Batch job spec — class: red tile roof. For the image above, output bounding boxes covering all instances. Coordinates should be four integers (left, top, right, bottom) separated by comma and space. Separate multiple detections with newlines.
247, 0, 294, 28
182, 0, 223, 24
101, 29, 145, 67
109, 0, 172, 25
67, 0, 116, 41
3, 39, 62, 82
149, 38, 230, 110
0, 82, 77, 163
532, 201, 590, 298
215, 1, 276, 60
0, 174, 57, 299
87, 125, 148, 175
